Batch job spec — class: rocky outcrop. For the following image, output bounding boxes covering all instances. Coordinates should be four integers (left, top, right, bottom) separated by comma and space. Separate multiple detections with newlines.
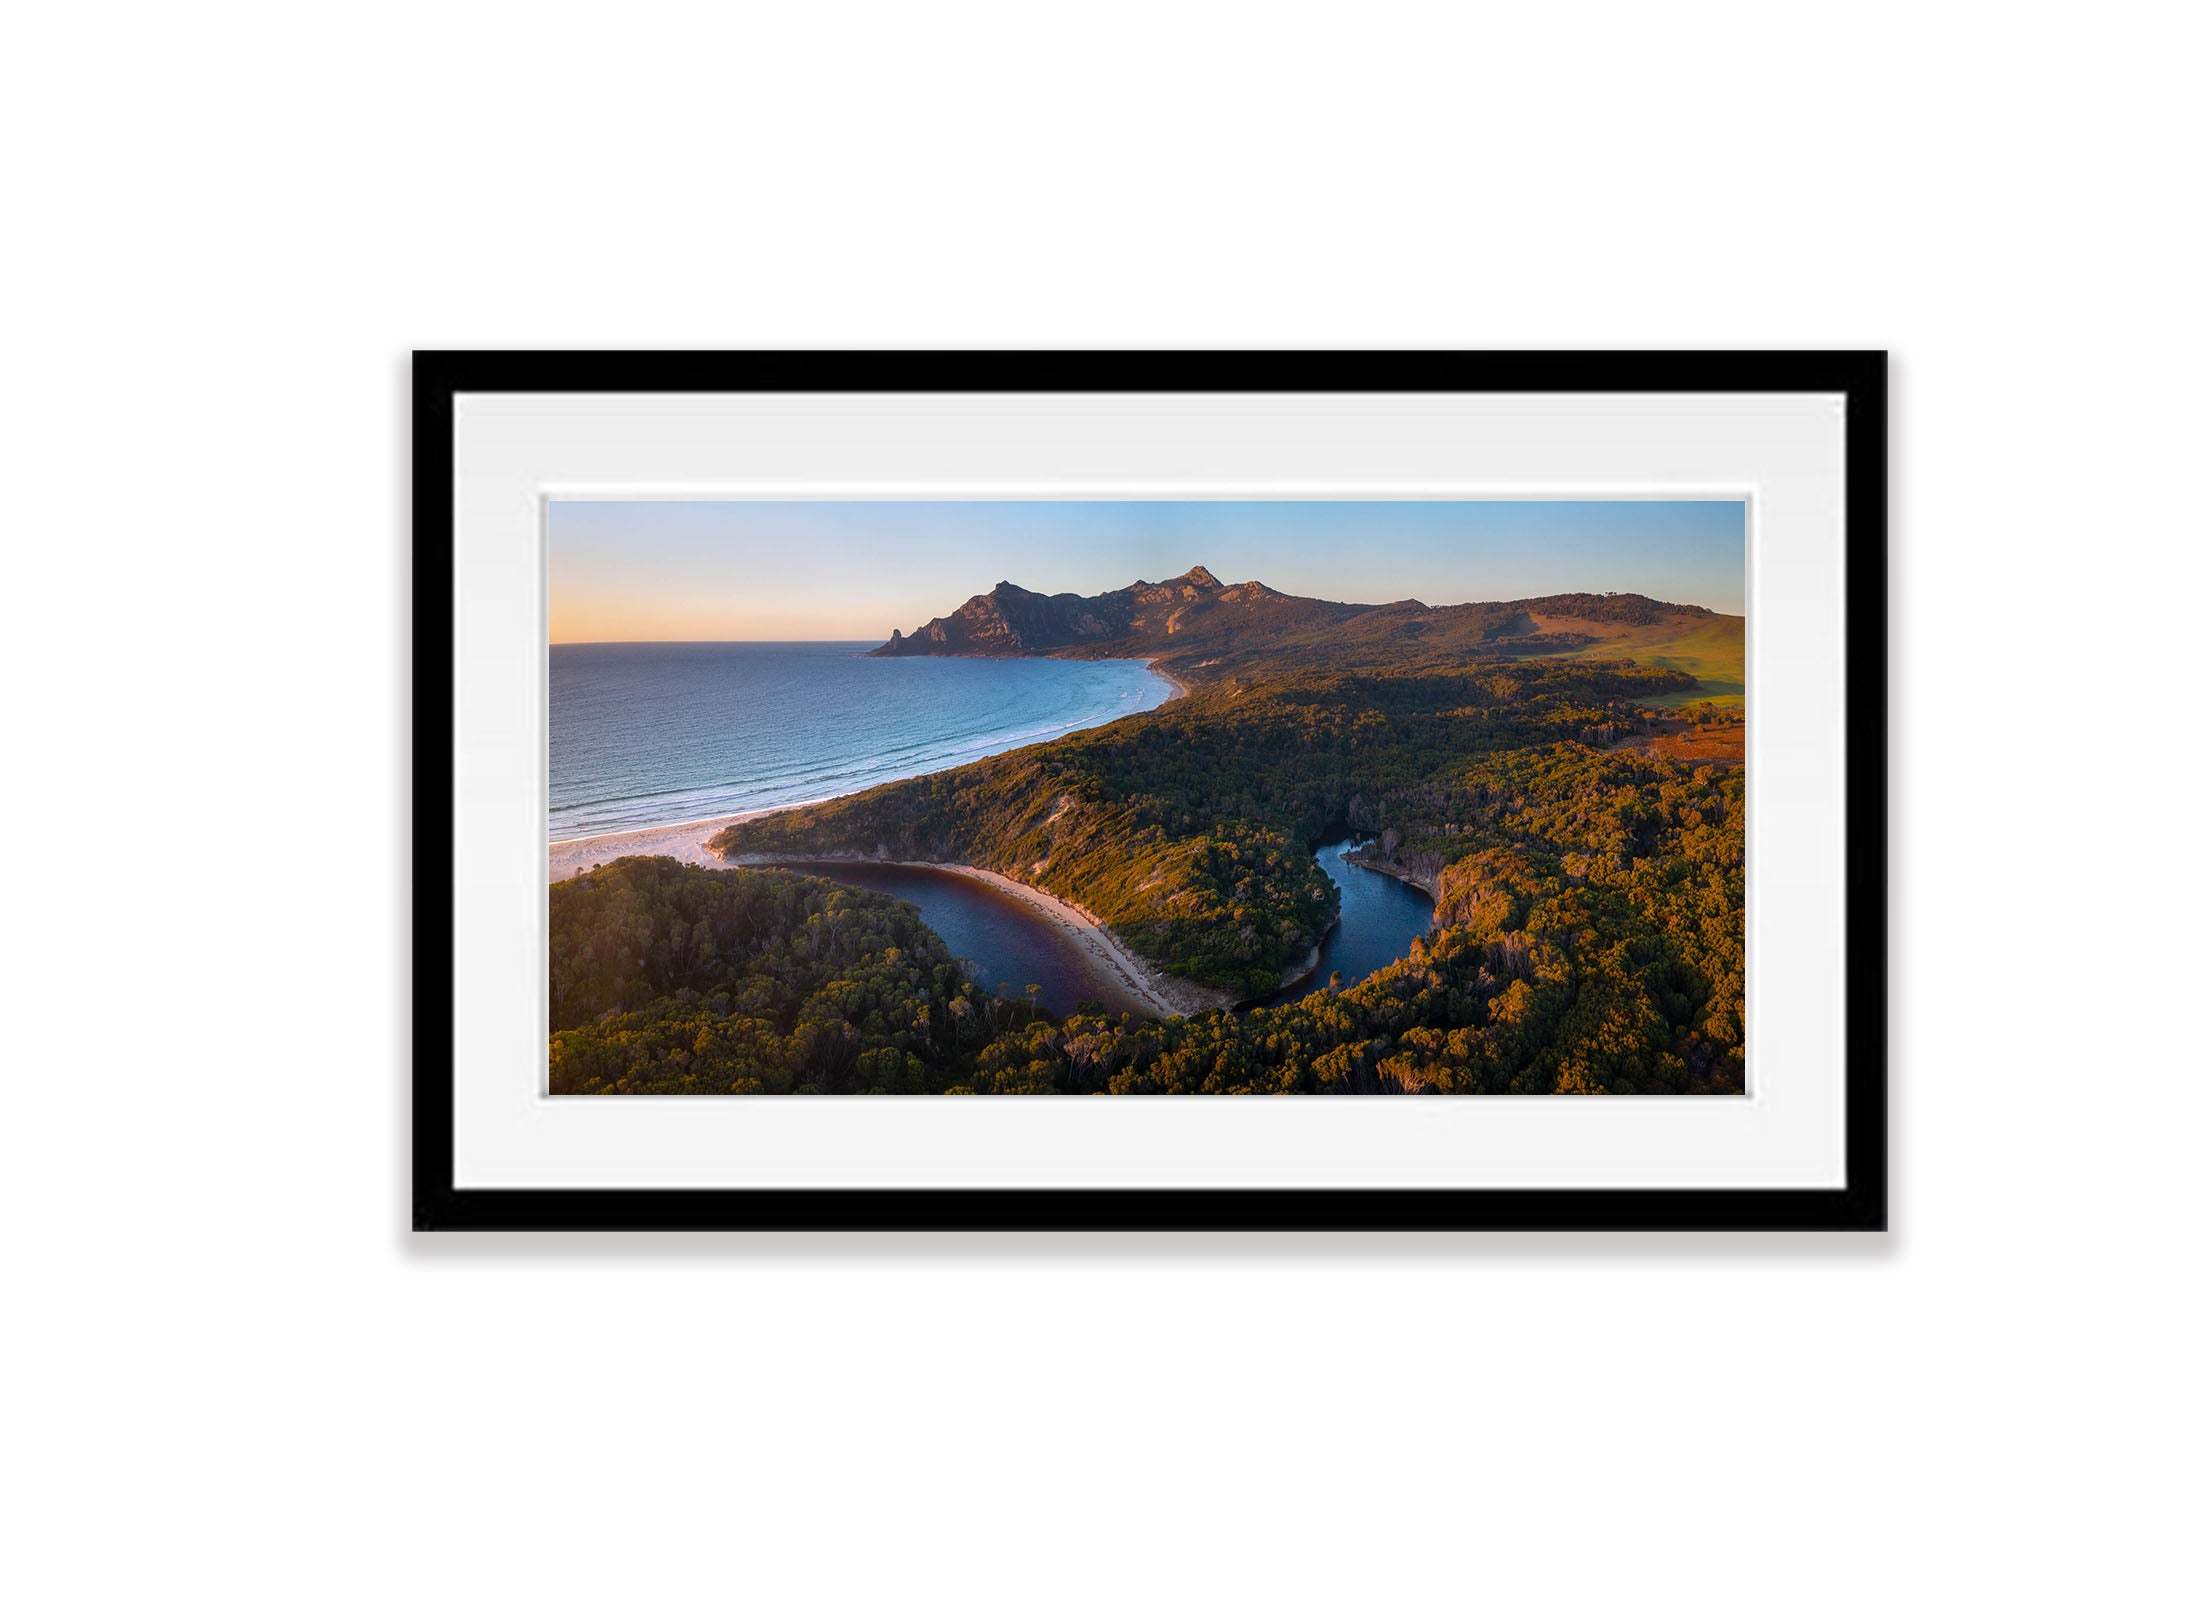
868, 566, 1331, 658
872, 580, 1125, 656
1342, 834, 1444, 896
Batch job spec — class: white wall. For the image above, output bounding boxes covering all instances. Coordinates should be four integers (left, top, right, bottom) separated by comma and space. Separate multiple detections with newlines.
6, 4, 2191, 1596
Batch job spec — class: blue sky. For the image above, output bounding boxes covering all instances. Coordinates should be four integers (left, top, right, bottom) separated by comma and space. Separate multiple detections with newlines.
547, 499, 1746, 642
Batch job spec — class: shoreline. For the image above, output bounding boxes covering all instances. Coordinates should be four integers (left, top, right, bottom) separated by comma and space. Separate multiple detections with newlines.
1271, 905, 1345, 994
1339, 847, 1443, 899
549, 657, 1186, 885
1138, 658, 1191, 703
719, 851, 1236, 1019
549, 801, 822, 883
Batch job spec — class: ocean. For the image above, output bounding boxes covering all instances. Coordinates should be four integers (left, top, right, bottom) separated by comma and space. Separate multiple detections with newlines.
548, 642, 1172, 841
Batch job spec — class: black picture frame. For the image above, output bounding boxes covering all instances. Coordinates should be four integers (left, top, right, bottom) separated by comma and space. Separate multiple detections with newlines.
412, 350, 1887, 1231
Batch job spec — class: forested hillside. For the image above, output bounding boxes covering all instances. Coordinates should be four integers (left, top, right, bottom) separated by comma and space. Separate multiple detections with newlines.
549, 855, 1030, 1094
974, 741, 1745, 1095
711, 657, 1695, 997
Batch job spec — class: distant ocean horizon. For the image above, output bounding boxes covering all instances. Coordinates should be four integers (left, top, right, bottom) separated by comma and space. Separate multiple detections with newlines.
549, 642, 1171, 842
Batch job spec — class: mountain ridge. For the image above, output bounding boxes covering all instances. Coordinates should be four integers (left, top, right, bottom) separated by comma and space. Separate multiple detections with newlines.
868, 566, 1342, 658
868, 567, 1728, 682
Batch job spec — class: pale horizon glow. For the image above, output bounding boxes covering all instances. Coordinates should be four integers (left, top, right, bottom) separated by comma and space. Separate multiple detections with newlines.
547, 499, 1747, 644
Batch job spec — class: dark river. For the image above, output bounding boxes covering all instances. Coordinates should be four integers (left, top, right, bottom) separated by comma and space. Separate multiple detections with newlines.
1265, 840, 1438, 1006
780, 839, 1433, 1019
774, 862, 1142, 1017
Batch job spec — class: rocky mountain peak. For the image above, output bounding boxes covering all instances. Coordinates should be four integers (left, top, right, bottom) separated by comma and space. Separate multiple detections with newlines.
871, 564, 1306, 659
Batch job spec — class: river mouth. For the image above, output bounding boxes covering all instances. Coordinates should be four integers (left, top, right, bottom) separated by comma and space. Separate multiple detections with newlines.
1260, 838, 1437, 1007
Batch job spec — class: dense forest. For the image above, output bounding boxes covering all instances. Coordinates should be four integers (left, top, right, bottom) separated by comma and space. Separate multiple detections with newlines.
552, 576, 1745, 1095
711, 657, 1698, 997
550, 855, 1018, 1094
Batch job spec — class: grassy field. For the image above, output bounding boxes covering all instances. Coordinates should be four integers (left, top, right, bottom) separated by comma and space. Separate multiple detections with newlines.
1622, 718, 1746, 763
1527, 609, 1745, 708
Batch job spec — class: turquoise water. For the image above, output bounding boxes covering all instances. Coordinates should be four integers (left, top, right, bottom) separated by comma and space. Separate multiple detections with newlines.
549, 643, 1169, 841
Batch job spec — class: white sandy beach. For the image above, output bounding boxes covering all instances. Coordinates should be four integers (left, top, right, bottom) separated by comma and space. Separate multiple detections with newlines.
547, 805, 802, 883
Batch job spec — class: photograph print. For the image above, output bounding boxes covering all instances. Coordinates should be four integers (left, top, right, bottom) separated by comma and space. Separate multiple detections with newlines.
547, 499, 1745, 1097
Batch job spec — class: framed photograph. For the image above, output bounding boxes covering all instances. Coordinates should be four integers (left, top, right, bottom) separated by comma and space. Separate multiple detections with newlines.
414, 351, 1886, 1230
